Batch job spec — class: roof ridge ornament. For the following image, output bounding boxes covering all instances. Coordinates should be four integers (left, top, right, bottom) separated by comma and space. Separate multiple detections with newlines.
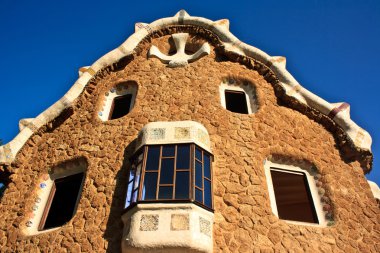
148, 33, 210, 68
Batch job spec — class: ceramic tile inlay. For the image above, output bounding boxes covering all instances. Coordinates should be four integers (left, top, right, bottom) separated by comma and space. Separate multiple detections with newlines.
199, 217, 211, 237
170, 214, 190, 231
149, 128, 165, 140
175, 127, 191, 139
197, 129, 209, 146
140, 214, 159, 231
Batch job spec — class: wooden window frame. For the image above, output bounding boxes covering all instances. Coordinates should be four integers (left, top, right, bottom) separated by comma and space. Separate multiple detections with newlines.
108, 94, 133, 120
269, 167, 319, 224
224, 89, 249, 114
125, 144, 214, 212
38, 173, 85, 231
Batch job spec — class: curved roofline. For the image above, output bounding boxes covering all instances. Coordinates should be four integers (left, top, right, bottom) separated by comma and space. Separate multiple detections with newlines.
0, 10, 372, 169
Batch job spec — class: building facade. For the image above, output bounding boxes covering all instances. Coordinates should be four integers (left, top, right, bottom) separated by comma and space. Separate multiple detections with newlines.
0, 10, 379, 252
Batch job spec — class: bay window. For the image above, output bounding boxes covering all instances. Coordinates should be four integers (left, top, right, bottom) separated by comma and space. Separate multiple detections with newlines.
125, 144, 213, 210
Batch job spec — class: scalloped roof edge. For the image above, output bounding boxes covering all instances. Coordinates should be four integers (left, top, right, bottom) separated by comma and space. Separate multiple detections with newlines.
0, 10, 373, 169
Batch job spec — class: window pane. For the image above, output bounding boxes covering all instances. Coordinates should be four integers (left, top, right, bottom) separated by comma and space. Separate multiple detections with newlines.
175, 171, 189, 199
162, 145, 175, 157
146, 146, 160, 171
270, 169, 318, 223
195, 161, 203, 188
43, 173, 84, 230
204, 180, 212, 208
125, 181, 134, 208
158, 186, 173, 199
225, 90, 248, 114
160, 159, 174, 184
132, 189, 138, 203
128, 168, 135, 182
176, 145, 190, 169
195, 188, 203, 203
142, 172, 158, 200
133, 164, 141, 190
110, 94, 132, 119
204, 154, 211, 179
195, 147, 202, 161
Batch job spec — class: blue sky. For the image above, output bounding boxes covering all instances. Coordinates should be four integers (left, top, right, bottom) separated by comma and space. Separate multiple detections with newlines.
0, 0, 379, 185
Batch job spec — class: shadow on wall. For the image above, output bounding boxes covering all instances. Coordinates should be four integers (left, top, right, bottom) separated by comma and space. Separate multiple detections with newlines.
103, 139, 137, 253
0, 165, 11, 199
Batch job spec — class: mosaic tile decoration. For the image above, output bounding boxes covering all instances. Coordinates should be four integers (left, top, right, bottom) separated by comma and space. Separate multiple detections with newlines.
197, 129, 210, 146
174, 127, 191, 139
140, 214, 159, 231
3, 144, 12, 159
148, 128, 165, 140
19, 119, 38, 132
199, 217, 211, 237
170, 214, 190, 231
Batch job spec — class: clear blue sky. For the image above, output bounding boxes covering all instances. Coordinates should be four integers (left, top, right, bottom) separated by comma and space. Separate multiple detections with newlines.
0, 0, 379, 185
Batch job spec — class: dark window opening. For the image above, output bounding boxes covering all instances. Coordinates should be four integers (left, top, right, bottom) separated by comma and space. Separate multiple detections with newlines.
39, 172, 85, 230
0, 167, 11, 200
270, 168, 318, 223
125, 144, 213, 210
225, 90, 248, 114
109, 94, 132, 120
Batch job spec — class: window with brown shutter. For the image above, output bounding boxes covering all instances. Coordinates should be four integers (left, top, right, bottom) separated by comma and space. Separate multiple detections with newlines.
270, 168, 318, 223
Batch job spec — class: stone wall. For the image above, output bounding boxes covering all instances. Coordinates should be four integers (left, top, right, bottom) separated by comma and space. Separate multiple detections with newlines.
0, 33, 379, 252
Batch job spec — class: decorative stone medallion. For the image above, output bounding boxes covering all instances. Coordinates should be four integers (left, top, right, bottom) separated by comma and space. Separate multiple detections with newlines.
175, 127, 191, 139
139, 214, 159, 231
148, 128, 165, 140
199, 217, 211, 237
170, 214, 190, 231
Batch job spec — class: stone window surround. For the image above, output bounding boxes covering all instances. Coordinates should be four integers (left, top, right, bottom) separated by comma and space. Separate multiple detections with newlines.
98, 81, 138, 121
22, 161, 87, 236
219, 78, 258, 115
264, 160, 328, 227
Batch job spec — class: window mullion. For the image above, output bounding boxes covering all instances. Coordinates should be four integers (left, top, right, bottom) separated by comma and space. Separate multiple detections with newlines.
138, 147, 148, 202
201, 150, 205, 206
156, 146, 163, 200
190, 144, 195, 201
172, 145, 177, 200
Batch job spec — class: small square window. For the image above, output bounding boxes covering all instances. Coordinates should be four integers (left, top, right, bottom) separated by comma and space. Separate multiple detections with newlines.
224, 90, 248, 114
109, 94, 132, 120
270, 168, 318, 224
39, 172, 85, 230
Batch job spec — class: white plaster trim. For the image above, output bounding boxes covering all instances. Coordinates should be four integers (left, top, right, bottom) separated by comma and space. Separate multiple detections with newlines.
22, 162, 86, 236
0, 10, 372, 164
264, 160, 328, 227
368, 180, 380, 201
122, 203, 213, 253
136, 121, 211, 153
149, 33, 210, 67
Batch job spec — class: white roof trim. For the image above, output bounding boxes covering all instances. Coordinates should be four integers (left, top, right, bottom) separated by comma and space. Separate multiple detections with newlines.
0, 10, 372, 164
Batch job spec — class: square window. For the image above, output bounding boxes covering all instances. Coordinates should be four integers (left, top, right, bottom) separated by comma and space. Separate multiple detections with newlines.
270, 168, 318, 224
109, 94, 132, 120
224, 90, 249, 114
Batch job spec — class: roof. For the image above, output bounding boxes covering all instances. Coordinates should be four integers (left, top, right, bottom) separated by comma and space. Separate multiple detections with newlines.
0, 10, 373, 171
